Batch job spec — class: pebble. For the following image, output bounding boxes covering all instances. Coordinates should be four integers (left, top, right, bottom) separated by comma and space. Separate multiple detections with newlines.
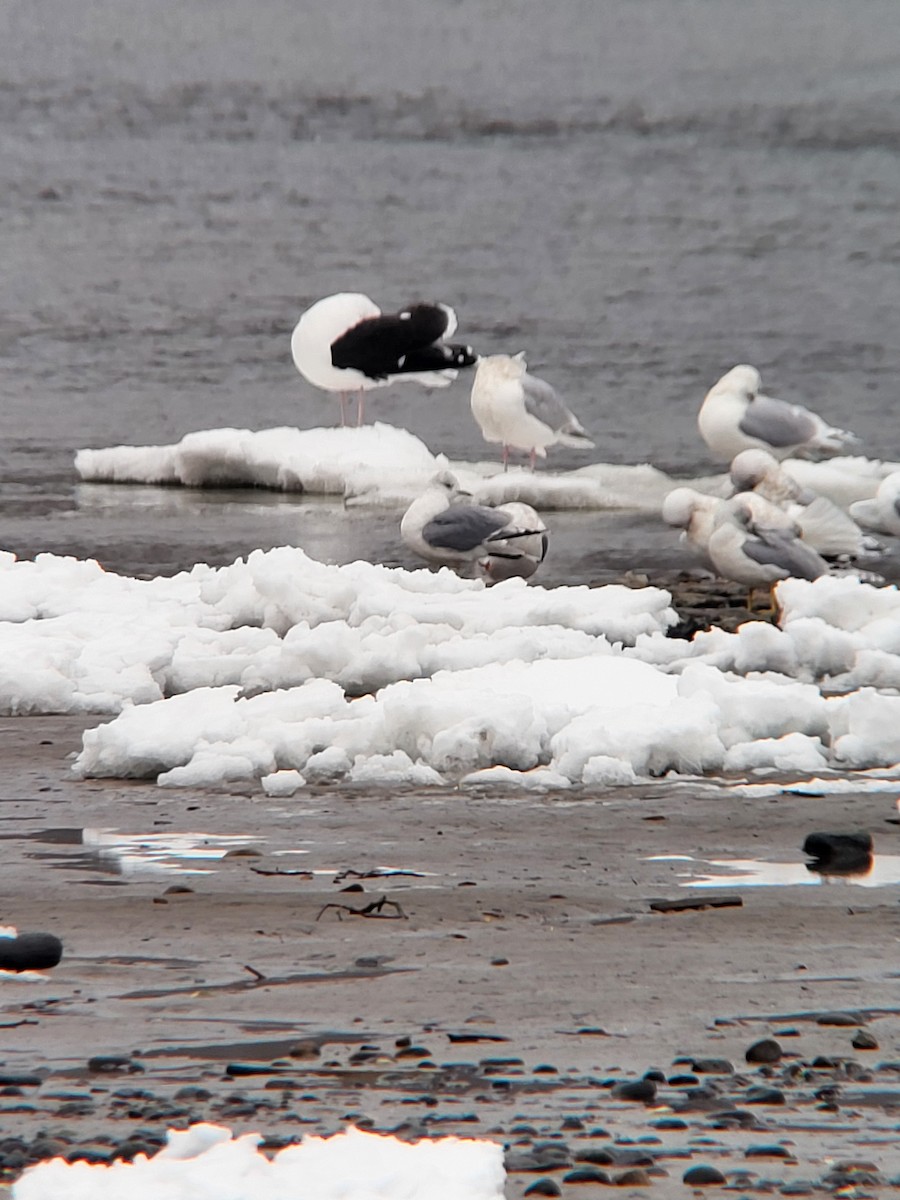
611, 1079, 657, 1103
691, 1058, 734, 1075
745, 1086, 786, 1105
563, 1167, 611, 1184
851, 1029, 878, 1050
683, 1164, 727, 1185
523, 1179, 561, 1197
0, 1074, 43, 1087
615, 1168, 651, 1186
746, 1038, 782, 1064
745, 1143, 793, 1158
87, 1055, 141, 1073
0, 932, 64, 972
815, 1011, 862, 1027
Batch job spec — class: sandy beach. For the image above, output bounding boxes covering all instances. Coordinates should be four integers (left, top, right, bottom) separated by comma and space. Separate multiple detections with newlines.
2, 714, 899, 1194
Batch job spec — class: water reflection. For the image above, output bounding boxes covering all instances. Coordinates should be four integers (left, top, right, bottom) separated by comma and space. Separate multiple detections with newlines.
647, 853, 900, 889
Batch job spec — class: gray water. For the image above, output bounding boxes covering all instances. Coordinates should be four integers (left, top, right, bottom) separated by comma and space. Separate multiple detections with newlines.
3, 0, 900, 579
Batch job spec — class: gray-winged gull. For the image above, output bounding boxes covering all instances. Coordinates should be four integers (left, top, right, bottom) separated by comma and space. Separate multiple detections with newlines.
730, 448, 880, 558
470, 353, 594, 469
476, 501, 549, 582
698, 365, 859, 463
849, 472, 900, 538
291, 292, 476, 426
707, 495, 830, 587
400, 472, 548, 579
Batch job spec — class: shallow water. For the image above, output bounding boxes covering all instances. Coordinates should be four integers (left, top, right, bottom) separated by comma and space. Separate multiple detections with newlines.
4, 1, 900, 580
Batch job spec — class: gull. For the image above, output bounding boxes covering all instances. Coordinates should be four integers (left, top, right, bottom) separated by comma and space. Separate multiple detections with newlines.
291, 292, 476, 426
707, 495, 830, 588
849, 471, 900, 537
730, 448, 881, 558
661, 487, 722, 562
400, 472, 548, 579
470, 353, 594, 469
698, 364, 859, 463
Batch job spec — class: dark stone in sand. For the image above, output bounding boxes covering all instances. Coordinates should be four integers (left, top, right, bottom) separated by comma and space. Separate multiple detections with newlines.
643, 1068, 666, 1082
575, 1148, 614, 1166
112, 1139, 159, 1162
533, 1064, 557, 1074
29, 1138, 67, 1162
668, 1073, 699, 1086
803, 831, 872, 875
65, 1146, 112, 1164
1, 1149, 27, 1171
852, 1029, 878, 1050
174, 1085, 213, 1101
612, 1079, 656, 1103
745, 1143, 793, 1158
0, 1073, 43, 1087
523, 1179, 561, 1197
616, 1168, 652, 1186
816, 1011, 863, 1026
560, 1116, 584, 1130
691, 1058, 734, 1075
0, 932, 63, 972
506, 1148, 570, 1173
395, 1045, 432, 1059
745, 1085, 786, 1105
653, 1117, 687, 1130
683, 1164, 727, 1185
563, 1167, 611, 1184
746, 1037, 782, 1063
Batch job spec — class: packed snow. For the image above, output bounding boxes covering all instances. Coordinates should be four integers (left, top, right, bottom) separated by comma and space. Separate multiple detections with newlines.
13, 1123, 506, 1200
4, 540, 900, 787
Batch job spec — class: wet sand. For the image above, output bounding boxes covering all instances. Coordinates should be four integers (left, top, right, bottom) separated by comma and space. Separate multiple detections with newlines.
2, 716, 899, 1194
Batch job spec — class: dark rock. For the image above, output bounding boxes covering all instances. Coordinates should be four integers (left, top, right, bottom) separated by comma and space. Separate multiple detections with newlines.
746, 1037, 782, 1064
28, 1138, 67, 1162
533, 1064, 557, 1074
683, 1164, 727, 1185
745, 1143, 793, 1158
745, 1086, 786, 1105
643, 1068, 666, 1083
653, 1117, 687, 1130
691, 1058, 734, 1075
560, 1116, 584, 1130
803, 831, 872, 875
523, 1179, 561, 1197
174, 1085, 213, 1101
611, 1078, 656, 1103
574, 1148, 613, 1165
615, 1168, 651, 1186
395, 1045, 431, 1059
852, 1029, 878, 1050
668, 1073, 699, 1086
0, 932, 63, 972
0, 1073, 43, 1087
816, 1011, 862, 1027
563, 1167, 611, 1184
1, 1149, 27, 1172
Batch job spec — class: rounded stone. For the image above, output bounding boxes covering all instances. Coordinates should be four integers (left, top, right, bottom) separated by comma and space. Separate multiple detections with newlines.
851, 1030, 878, 1050
611, 1078, 657, 1103
0, 932, 63, 972
523, 1180, 561, 1197
563, 1167, 611, 1185
683, 1164, 727, 1185
746, 1037, 782, 1064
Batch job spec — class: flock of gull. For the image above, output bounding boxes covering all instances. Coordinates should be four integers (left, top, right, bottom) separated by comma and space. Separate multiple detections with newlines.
291, 292, 900, 592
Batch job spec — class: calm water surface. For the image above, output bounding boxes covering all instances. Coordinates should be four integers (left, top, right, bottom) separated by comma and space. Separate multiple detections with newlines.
3, 1, 899, 579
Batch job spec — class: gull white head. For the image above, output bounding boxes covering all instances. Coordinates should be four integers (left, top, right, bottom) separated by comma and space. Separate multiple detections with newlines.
730, 447, 780, 492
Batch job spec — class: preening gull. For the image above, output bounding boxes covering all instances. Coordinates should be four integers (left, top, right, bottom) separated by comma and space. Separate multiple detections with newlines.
401, 472, 548, 578
707, 495, 830, 587
291, 292, 476, 425
470, 353, 594, 469
850, 471, 900, 537
730, 448, 880, 559
698, 364, 859, 462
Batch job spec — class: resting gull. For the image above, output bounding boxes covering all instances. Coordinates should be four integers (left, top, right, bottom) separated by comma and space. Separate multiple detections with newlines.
470, 353, 594, 469
661, 487, 722, 562
401, 472, 548, 579
291, 292, 476, 425
730, 448, 881, 558
707, 495, 830, 587
849, 471, 900, 537
698, 364, 859, 463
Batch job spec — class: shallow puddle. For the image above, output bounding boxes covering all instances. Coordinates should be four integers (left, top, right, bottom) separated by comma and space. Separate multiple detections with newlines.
647, 853, 900, 888
20, 827, 269, 876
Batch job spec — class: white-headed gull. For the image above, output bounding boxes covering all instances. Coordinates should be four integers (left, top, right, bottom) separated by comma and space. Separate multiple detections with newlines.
661, 487, 722, 561
291, 292, 476, 425
400, 472, 548, 579
707, 495, 830, 586
698, 364, 859, 462
730, 448, 881, 558
476, 501, 549, 582
849, 471, 900, 537
470, 353, 594, 470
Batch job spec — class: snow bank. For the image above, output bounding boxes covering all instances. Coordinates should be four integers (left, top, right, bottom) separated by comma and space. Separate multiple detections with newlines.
13, 1123, 505, 1200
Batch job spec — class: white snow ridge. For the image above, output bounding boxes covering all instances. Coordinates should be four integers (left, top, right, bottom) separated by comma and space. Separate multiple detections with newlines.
4, 546, 900, 788
12, 1123, 506, 1200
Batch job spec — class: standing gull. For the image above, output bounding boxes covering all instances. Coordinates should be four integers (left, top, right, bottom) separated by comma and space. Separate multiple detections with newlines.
291, 292, 476, 426
707, 495, 830, 588
400, 472, 549, 579
470, 353, 594, 469
698, 364, 859, 463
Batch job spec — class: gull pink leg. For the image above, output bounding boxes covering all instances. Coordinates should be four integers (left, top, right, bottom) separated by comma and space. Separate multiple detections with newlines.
338, 393, 349, 427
